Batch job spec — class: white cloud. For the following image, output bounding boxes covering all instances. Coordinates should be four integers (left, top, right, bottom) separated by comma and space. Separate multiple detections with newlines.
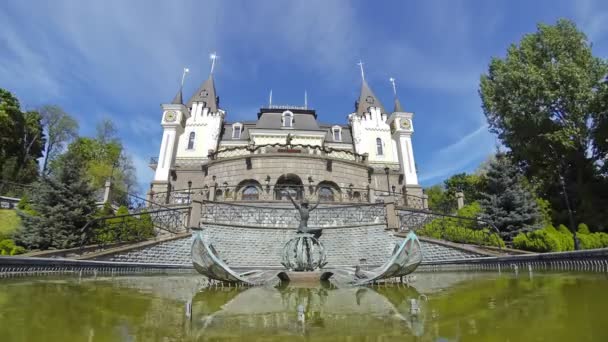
418, 124, 495, 184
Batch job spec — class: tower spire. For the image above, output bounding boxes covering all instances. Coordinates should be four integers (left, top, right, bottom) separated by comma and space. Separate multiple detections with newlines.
171, 67, 189, 104
186, 53, 219, 111
389, 77, 404, 112
209, 52, 218, 74
354, 62, 385, 116
357, 60, 365, 81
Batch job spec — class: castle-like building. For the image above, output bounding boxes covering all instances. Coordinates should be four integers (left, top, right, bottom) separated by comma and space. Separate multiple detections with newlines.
150, 66, 422, 206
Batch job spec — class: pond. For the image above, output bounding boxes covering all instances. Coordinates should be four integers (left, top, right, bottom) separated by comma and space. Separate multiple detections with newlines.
0, 272, 606, 341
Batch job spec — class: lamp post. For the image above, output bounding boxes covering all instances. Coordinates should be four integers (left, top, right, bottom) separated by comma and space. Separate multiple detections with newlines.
384, 167, 391, 195
187, 180, 192, 204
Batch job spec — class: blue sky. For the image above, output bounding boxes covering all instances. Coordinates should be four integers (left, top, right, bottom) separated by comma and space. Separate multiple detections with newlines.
2, 0, 608, 193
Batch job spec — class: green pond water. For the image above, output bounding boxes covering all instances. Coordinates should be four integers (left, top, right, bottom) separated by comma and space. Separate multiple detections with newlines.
0, 272, 607, 341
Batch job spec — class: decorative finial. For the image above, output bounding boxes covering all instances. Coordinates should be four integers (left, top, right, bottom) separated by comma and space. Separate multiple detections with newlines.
357, 60, 365, 81
209, 52, 218, 74
389, 77, 397, 96
269, 89, 273, 107
180, 67, 190, 88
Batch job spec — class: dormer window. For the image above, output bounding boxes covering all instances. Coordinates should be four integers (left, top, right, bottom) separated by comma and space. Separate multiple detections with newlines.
187, 132, 196, 150
232, 123, 243, 139
282, 111, 293, 128
332, 126, 342, 142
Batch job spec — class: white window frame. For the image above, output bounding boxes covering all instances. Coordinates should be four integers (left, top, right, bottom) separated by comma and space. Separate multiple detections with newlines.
332, 126, 342, 142
232, 123, 243, 139
282, 111, 294, 128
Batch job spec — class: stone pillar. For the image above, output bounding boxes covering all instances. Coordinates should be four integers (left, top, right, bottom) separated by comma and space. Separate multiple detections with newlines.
422, 194, 429, 210
188, 191, 203, 230
209, 184, 217, 201
103, 179, 112, 204
456, 191, 465, 210
368, 186, 375, 203
384, 199, 399, 230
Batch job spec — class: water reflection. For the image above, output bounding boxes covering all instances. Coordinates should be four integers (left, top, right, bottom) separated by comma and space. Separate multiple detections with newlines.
0, 273, 607, 341
191, 283, 426, 339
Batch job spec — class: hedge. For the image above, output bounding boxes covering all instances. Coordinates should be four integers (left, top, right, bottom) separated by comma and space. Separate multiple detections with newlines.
417, 203, 505, 248
513, 223, 608, 252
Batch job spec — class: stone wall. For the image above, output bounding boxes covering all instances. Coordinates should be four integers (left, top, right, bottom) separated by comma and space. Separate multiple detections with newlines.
103, 225, 484, 267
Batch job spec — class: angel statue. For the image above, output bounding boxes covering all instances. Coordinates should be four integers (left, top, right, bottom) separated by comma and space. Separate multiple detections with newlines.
283, 190, 323, 239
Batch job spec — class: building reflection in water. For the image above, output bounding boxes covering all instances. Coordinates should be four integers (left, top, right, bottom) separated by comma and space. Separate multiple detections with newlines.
190, 282, 427, 339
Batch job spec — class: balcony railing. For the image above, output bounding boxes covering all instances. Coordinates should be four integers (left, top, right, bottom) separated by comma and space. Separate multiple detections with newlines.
208, 143, 368, 163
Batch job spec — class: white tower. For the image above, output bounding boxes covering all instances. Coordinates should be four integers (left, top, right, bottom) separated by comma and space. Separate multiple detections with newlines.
387, 78, 419, 186
153, 88, 188, 191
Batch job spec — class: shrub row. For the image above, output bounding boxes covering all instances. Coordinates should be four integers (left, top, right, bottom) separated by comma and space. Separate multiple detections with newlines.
513, 224, 608, 252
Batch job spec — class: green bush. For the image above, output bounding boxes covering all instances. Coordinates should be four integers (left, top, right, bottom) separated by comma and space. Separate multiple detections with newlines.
93, 205, 156, 245
418, 203, 505, 248
0, 239, 26, 255
577, 223, 590, 234
513, 223, 608, 252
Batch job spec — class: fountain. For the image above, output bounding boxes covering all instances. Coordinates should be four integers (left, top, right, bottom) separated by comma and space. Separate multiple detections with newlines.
191, 195, 423, 285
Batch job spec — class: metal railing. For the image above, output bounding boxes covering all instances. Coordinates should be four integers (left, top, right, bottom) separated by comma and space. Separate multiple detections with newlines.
416, 248, 608, 273
395, 207, 503, 249
150, 184, 427, 210
208, 143, 368, 163
200, 200, 387, 228
0, 256, 194, 278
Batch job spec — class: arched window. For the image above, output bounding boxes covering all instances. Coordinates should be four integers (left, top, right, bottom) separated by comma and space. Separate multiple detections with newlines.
376, 137, 383, 155
318, 187, 335, 202
282, 111, 293, 127
187, 132, 196, 150
242, 186, 259, 201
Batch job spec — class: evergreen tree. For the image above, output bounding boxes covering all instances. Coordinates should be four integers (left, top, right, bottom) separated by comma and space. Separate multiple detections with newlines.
480, 153, 541, 240
16, 151, 97, 249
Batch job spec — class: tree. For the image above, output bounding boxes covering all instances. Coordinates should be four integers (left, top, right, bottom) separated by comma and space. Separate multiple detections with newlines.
39, 105, 79, 174
480, 153, 541, 240
0, 89, 45, 184
479, 19, 608, 231
56, 119, 137, 203
15, 150, 97, 250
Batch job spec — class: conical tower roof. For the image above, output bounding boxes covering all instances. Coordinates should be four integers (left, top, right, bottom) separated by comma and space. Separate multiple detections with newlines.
356, 79, 385, 116
171, 87, 183, 104
187, 74, 218, 112
393, 97, 404, 112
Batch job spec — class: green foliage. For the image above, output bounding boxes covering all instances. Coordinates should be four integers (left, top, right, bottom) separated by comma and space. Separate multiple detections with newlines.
39, 105, 79, 174
577, 223, 590, 234
0, 209, 21, 238
479, 19, 608, 231
535, 197, 553, 226
513, 223, 608, 252
425, 173, 486, 213
15, 150, 97, 250
479, 153, 541, 239
0, 89, 45, 184
418, 203, 505, 248
93, 205, 155, 245
60, 129, 137, 204
0, 239, 26, 255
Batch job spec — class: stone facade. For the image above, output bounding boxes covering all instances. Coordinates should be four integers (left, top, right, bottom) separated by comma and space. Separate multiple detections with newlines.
150, 69, 425, 207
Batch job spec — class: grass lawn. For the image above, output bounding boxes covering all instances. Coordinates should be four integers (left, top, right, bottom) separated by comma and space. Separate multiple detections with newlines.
0, 209, 21, 237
